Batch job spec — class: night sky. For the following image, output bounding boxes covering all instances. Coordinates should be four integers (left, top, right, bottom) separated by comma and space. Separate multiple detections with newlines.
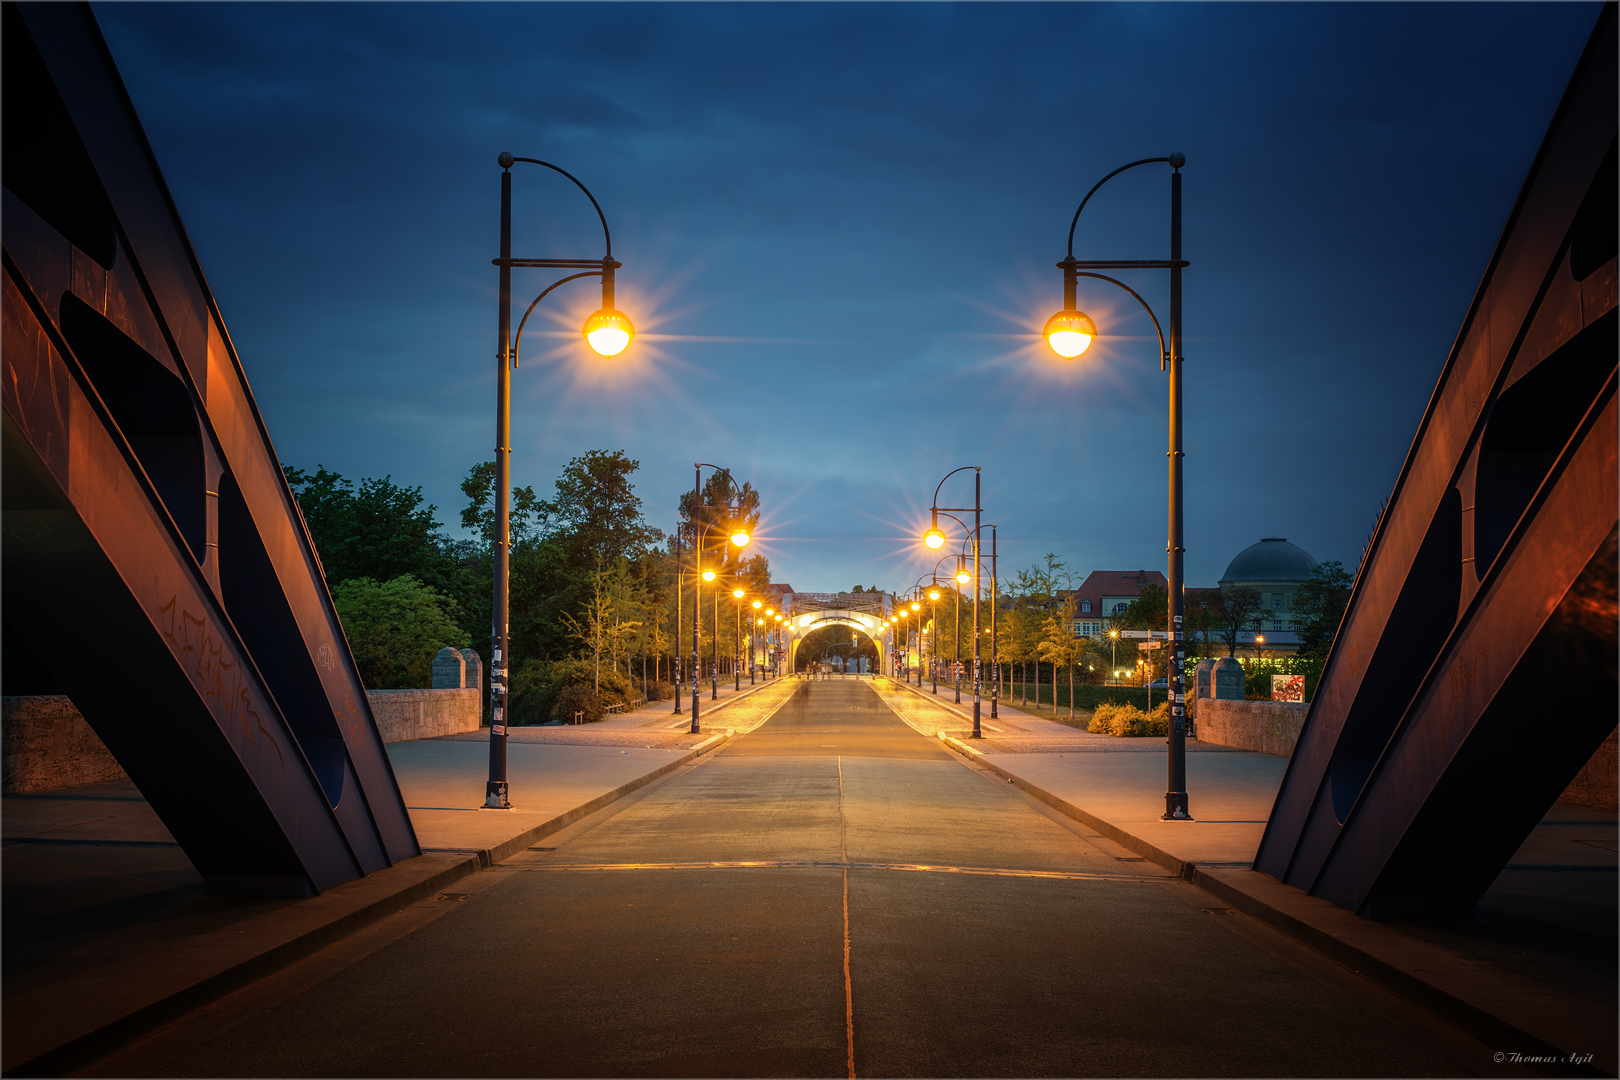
93, 2, 1602, 594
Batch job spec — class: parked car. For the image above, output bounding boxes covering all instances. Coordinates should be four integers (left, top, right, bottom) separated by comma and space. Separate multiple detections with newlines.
1148, 679, 1169, 689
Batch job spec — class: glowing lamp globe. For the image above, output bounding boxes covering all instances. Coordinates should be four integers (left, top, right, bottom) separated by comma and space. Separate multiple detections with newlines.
956, 568, 971, 585
582, 309, 635, 357
702, 568, 716, 582
923, 528, 946, 549
733, 588, 745, 599
753, 600, 762, 609
730, 528, 751, 547
911, 602, 920, 612
928, 589, 940, 601
1043, 309, 1097, 359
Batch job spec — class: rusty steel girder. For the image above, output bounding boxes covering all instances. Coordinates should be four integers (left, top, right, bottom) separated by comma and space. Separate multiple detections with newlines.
1255, 8, 1617, 918
2, 3, 419, 895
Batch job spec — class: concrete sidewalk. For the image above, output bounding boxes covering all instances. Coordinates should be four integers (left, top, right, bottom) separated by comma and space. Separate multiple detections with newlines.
1, 677, 804, 1076
880, 678, 1617, 1076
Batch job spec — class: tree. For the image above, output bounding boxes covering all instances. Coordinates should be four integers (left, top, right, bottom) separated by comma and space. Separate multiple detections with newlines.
1292, 560, 1354, 660
1206, 584, 1265, 657
1113, 583, 1167, 632
562, 560, 645, 691
284, 465, 456, 592
539, 450, 664, 569
678, 469, 761, 572
332, 575, 467, 689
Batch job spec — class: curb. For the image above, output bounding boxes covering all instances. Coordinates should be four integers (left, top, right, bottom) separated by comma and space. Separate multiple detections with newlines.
5, 729, 738, 1078
930, 736, 1613, 1077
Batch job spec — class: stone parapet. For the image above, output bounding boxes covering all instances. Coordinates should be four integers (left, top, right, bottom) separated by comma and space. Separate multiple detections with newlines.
4, 688, 483, 794
365, 689, 482, 744
2, 696, 126, 794
1561, 727, 1617, 811
1196, 698, 1308, 757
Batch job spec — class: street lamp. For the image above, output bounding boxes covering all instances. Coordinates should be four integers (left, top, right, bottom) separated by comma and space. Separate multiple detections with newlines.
487, 152, 633, 810
927, 585, 942, 693
923, 467, 984, 736
751, 599, 763, 683
733, 587, 745, 691
686, 464, 750, 734
1042, 152, 1190, 820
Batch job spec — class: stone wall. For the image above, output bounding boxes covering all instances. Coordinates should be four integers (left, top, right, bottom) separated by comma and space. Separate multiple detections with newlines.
366, 688, 482, 745
2, 696, 127, 794
1195, 698, 1309, 757
3, 688, 483, 794
1561, 727, 1617, 811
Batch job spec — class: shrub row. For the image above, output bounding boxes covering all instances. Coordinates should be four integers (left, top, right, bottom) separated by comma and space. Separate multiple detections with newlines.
1087, 702, 1171, 737
507, 657, 663, 725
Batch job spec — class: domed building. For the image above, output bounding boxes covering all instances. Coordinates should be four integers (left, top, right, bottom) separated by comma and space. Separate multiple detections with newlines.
1217, 538, 1318, 638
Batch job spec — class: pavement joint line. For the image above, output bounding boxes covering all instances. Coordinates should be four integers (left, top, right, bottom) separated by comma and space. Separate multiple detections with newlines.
927, 727, 1617, 1077
4, 722, 748, 1078
514, 859, 1163, 883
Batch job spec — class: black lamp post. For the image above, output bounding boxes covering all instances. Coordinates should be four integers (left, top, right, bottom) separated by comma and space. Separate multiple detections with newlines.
672, 529, 684, 716
686, 464, 750, 734
487, 152, 634, 810
923, 468, 984, 737
1042, 152, 1190, 821
732, 587, 745, 691
987, 524, 999, 719
750, 600, 763, 683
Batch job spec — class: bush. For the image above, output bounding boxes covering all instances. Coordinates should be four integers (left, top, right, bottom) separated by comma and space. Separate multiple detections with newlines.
555, 683, 604, 725
1089, 702, 1169, 737
643, 679, 675, 701
332, 575, 466, 689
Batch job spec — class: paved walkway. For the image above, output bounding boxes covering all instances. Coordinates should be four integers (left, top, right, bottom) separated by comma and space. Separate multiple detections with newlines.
4, 673, 1613, 1075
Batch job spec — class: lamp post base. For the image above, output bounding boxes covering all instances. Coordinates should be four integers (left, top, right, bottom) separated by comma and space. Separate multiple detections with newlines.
1162, 792, 1192, 820
485, 781, 510, 809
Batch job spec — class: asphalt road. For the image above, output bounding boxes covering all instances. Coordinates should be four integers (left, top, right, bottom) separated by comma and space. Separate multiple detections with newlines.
89, 678, 1504, 1078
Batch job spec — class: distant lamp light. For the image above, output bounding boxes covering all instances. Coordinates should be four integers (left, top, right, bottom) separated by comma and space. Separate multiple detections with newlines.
929, 589, 940, 601
955, 565, 971, 585
911, 601, 921, 611
702, 568, 716, 582
1044, 309, 1097, 359
753, 600, 762, 609
582, 308, 634, 357
733, 588, 745, 598
730, 527, 751, 547
923, 527, 946, 549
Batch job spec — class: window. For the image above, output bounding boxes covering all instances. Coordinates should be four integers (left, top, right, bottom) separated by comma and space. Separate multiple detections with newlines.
1080, 600, 1092, 613
1272, 598, 1283, 610
1113, 602, 1128, 614
1272, 620, 1283, 632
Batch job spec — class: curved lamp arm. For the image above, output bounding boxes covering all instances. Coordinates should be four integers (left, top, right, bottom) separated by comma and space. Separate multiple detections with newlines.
931, 466, 979, 512
1073, 271, 1169, 370
511, 271, 602, 368
1065, 156, 1176, 257
504, 155, 614, 259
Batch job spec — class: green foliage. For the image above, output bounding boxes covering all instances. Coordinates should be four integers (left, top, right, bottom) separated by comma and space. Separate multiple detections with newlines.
332, 575, 467, 689
284, 465, 458, 593
1292, 560, 1354, 660
1088, 702, 1170, 737
678, 469, 761, 574
540, 450, 664, 569
555, 683, 604, 725
1240, 655, 1324, 701
1205, 583, 1265, 657
1113, 584, 1167, 632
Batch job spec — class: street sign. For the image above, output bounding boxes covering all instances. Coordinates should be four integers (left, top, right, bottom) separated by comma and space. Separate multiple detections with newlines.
1119, 630, 1169, 640
1143, 641, 1163, 650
